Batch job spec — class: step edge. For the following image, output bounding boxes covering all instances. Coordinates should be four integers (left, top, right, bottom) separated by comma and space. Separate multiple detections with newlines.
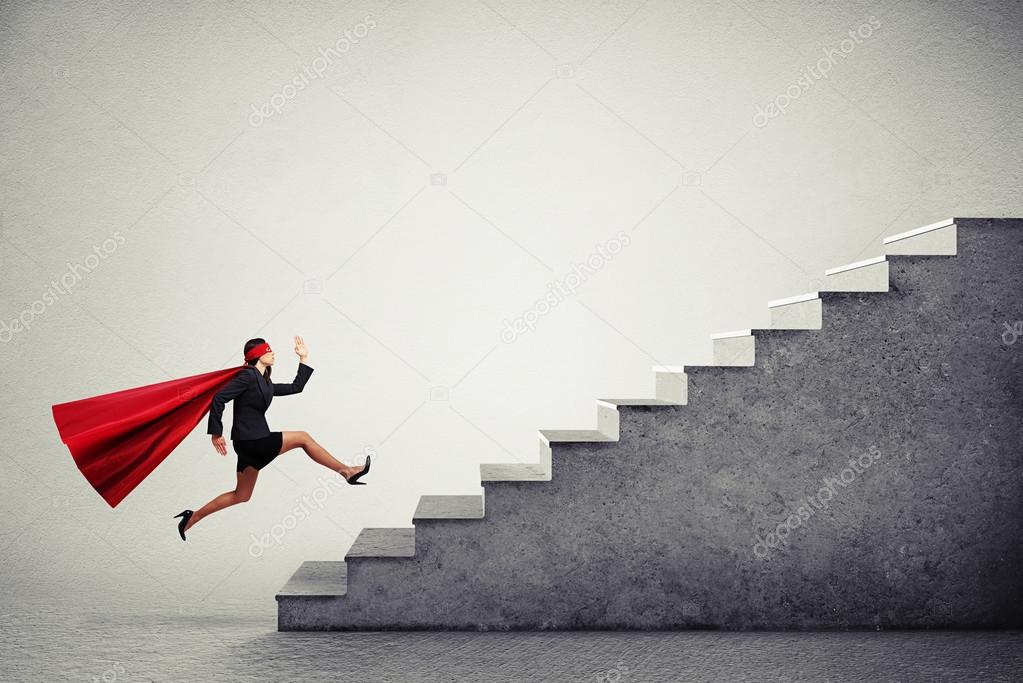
412, 492, 485, 520
768, 291, 819, 308
344, 527, 416, 559
883, 217, 955, 243
824, 254, 886, 276
596, 398, 679, 408
710, 329, 753, 340
275, 560, 348, 599
539, 428, 617, 442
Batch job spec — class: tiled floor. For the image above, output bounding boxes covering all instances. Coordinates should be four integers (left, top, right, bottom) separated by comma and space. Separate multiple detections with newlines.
3, 605, 1021, 682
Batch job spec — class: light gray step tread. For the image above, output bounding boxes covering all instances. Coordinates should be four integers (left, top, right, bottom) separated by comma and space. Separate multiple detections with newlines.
480, 463, 550, 480
598, 398, 679, 407
824, 254, 886, 275
540, 429, 616, 442
413, 494, 485, 520
276, 560, 347, 599
345, 527, 416, 559
883, 217, 954, 242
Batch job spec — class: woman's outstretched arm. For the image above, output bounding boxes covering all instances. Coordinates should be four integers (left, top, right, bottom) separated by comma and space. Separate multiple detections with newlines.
272, 362, 314, 396
273, 335, 313, 396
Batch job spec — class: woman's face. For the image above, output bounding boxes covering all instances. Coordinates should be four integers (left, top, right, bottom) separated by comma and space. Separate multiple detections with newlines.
259, 348, 275, 366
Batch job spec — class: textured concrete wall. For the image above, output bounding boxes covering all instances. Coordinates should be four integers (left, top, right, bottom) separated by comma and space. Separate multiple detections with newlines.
280, 219, 1023, 629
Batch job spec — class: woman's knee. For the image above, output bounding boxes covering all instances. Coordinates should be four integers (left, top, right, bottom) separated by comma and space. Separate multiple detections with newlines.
278, 431, 307, 455
235, 489, 252, 503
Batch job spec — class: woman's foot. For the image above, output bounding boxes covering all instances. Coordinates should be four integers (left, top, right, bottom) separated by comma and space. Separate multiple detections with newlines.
343, 455, 370, 485
173, 510, 194, 540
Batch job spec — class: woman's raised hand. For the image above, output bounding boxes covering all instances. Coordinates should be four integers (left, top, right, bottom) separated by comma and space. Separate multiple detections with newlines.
294, 335, 308, 361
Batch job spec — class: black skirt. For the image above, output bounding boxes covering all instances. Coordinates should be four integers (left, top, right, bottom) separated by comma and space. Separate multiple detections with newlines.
233, 431, 283, 472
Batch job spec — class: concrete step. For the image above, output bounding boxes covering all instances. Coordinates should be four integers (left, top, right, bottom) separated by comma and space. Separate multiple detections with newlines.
821, 255, 889, 292
593, 366, 690, 440
479, 461, 550, 481
481, 429, 554, 482
884, 217, 956, 255
276, 560, 347, 599
539, 429, 617, 443
413, 492, 485, 520
596, 397, 682, 441
486, 415, 650, 481
484, 422, 629, 483
653, 366, 690, 404
345, 527, 415, 559
710, 330, 756, 366
768, 292, 822, 330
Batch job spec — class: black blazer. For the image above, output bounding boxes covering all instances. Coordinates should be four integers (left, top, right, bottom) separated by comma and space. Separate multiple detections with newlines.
207, 362, 314, 440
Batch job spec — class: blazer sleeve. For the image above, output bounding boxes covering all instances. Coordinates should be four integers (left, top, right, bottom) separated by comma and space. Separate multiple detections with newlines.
207, 369, 253, 436
272, 362, 314, 396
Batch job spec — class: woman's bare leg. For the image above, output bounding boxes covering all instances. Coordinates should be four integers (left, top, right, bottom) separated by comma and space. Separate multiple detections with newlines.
184, 467, 258, 531
279, 430, 364, 478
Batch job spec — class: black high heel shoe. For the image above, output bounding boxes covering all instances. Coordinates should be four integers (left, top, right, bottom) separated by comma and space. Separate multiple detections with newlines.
173, 510, 194, 541
344, 455, 371, 485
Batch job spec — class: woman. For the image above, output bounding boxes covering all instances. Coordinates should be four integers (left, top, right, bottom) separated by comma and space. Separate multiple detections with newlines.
173, 335, 370, 540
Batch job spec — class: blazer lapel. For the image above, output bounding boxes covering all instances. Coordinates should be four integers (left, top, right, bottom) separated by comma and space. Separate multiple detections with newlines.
250, 366, 271, 407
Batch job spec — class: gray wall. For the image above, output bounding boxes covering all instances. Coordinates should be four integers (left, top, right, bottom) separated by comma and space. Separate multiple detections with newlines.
1, 1, 1022, 619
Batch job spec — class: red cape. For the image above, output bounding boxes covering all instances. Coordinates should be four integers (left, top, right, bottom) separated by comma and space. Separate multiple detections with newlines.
51, 365, 247, 508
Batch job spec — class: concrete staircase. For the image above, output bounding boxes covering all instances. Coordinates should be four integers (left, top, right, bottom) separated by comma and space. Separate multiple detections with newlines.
277, 217, 1023, 630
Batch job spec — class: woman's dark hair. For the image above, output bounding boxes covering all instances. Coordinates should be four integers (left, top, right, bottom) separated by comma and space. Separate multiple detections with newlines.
243, 338, 272, 381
